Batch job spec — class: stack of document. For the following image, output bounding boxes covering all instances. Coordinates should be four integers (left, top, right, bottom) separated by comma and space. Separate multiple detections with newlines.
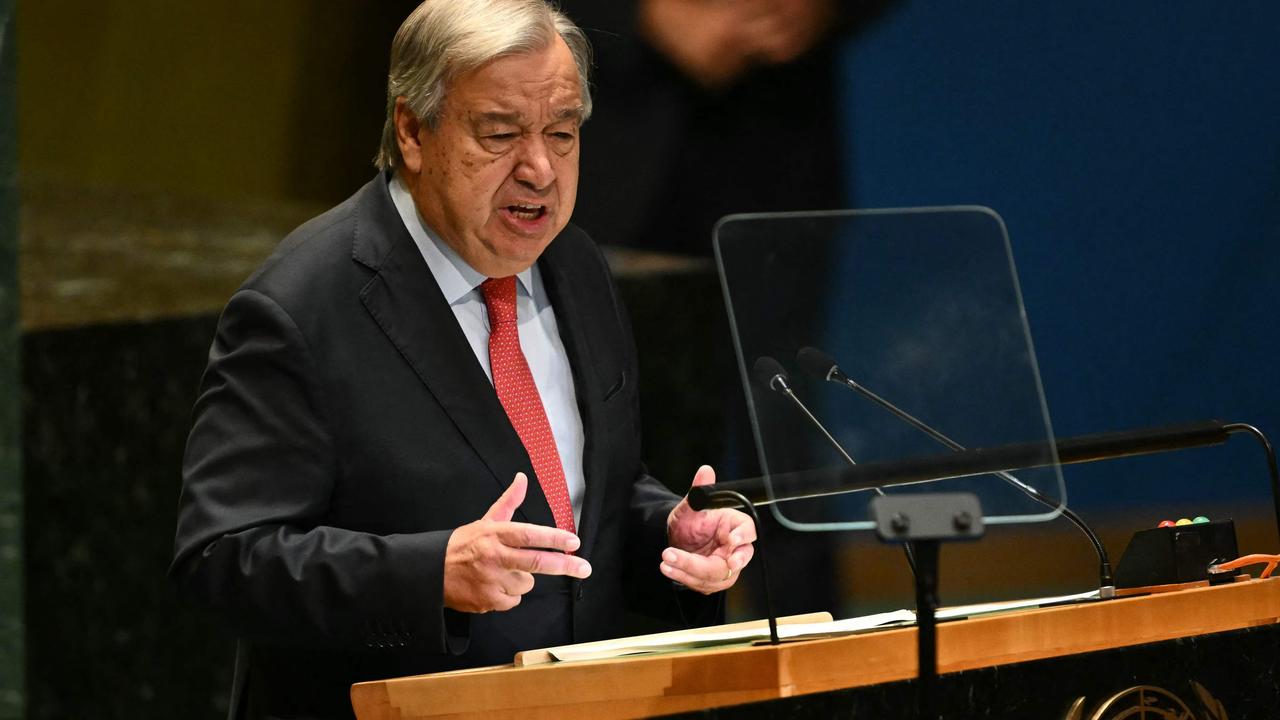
531, 589, 1102, 664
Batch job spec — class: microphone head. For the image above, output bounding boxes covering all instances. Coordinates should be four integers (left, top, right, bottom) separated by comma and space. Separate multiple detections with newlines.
797, 346, 840, 382
751, 356, 790, 392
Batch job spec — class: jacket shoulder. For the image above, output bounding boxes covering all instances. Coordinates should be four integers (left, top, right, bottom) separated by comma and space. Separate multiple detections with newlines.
237, 178, 388, 309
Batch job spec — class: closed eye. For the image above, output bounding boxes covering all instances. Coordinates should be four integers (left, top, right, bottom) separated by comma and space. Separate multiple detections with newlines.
477, 131, 520, 153
547, 131, 577, 155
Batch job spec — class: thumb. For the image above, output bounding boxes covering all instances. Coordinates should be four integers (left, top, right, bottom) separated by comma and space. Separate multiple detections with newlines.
690, 464, 716, 488
484, 472, 528, 522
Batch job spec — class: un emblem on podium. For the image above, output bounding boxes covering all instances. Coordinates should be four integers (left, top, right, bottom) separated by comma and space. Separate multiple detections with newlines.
1065, 682, 1228, 720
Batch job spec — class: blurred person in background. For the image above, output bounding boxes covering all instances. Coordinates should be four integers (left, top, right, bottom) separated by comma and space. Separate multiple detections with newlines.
563, 0, 887, 256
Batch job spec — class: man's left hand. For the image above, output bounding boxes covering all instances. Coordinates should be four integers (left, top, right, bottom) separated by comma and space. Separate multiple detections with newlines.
662, 465, 757, 594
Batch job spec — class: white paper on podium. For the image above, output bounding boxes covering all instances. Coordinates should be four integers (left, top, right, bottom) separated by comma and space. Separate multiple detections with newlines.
935, 588, 1101, 620
548, 610, 916, 663
544, 589, 1102, 663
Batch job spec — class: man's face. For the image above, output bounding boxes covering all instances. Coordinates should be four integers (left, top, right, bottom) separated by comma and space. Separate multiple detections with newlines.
397, 36, 583, 278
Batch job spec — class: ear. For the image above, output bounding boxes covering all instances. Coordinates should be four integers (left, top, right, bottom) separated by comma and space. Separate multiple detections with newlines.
394, 98, 427, 174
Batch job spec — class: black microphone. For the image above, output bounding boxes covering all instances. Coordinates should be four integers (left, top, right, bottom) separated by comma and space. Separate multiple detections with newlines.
752, 357, 855, 466
751, 356, 917, 576
751, 356, 791, 393
797, 346, 1116, 595
796, 346, 843, 384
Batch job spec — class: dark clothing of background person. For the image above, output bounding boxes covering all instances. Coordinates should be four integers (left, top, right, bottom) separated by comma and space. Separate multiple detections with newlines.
559, 0, 867, 256
170, 175, 716, 719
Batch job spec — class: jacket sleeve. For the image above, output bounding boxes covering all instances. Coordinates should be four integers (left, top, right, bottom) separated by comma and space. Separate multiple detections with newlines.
625, 471, 724, 627
170, 288, 462, 653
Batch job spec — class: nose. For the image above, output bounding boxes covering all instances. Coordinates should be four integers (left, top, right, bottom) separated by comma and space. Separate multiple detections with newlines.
512, 135, 554, 191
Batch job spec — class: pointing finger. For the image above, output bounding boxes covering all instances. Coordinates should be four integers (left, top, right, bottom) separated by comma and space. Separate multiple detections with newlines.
502, 547, 592, 579
494, 521, 581, 554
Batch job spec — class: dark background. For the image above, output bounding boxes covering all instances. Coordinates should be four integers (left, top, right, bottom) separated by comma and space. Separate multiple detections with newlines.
2, 1, 1277, 718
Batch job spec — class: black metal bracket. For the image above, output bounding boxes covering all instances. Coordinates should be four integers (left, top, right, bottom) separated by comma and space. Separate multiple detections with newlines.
871, 493, 985, 720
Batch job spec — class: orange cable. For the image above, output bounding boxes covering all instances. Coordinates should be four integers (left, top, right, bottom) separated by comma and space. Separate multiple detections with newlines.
1208, 553, 1280, 579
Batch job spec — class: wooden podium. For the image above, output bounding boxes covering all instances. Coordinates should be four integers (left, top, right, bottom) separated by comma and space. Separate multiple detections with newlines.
351, 578, 1280, 719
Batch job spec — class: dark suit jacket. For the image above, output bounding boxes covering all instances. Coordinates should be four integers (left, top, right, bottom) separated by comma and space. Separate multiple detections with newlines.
171, 174, 712, 719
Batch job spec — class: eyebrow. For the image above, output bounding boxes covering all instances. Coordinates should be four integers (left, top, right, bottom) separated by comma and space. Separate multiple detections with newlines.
470, 105, 585, 127
472, 111, 524, 126
553, 105, 586, 123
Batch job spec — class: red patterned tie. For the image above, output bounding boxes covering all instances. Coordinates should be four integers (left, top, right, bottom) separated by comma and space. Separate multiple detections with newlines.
480, 276, 576, 534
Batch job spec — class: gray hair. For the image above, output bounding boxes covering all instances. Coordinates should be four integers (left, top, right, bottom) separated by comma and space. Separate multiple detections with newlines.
374, 0, 593, 170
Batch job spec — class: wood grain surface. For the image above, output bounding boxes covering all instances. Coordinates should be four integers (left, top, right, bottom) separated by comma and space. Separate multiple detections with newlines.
351, 578, 1280, 720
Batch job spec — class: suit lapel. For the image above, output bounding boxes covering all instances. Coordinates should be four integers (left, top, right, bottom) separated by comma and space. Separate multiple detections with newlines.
352, 176, 555, 527
539, 240, 610, 561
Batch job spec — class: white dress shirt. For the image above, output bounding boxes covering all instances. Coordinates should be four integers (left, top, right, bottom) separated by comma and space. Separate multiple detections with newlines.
389, 175, 586, 526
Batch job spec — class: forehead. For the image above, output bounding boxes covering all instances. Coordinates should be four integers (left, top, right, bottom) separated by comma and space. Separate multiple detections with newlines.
446, 37, 582, 119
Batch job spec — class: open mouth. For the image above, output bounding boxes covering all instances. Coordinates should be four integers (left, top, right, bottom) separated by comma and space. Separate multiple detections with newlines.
506, 204, 547, 221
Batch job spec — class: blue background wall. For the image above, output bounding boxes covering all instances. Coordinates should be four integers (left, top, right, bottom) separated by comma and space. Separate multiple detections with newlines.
838, 2, 1280, 516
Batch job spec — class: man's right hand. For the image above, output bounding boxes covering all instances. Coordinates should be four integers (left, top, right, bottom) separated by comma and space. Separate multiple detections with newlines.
443, 473, 591, 613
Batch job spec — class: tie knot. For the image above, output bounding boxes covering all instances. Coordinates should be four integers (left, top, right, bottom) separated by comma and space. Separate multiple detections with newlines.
481, 276, 518, 326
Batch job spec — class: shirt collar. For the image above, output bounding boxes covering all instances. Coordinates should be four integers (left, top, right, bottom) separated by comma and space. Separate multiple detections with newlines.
388, 173, 535, 304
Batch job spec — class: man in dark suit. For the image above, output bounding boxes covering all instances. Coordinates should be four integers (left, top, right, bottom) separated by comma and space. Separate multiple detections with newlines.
170, 1, 756, 718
